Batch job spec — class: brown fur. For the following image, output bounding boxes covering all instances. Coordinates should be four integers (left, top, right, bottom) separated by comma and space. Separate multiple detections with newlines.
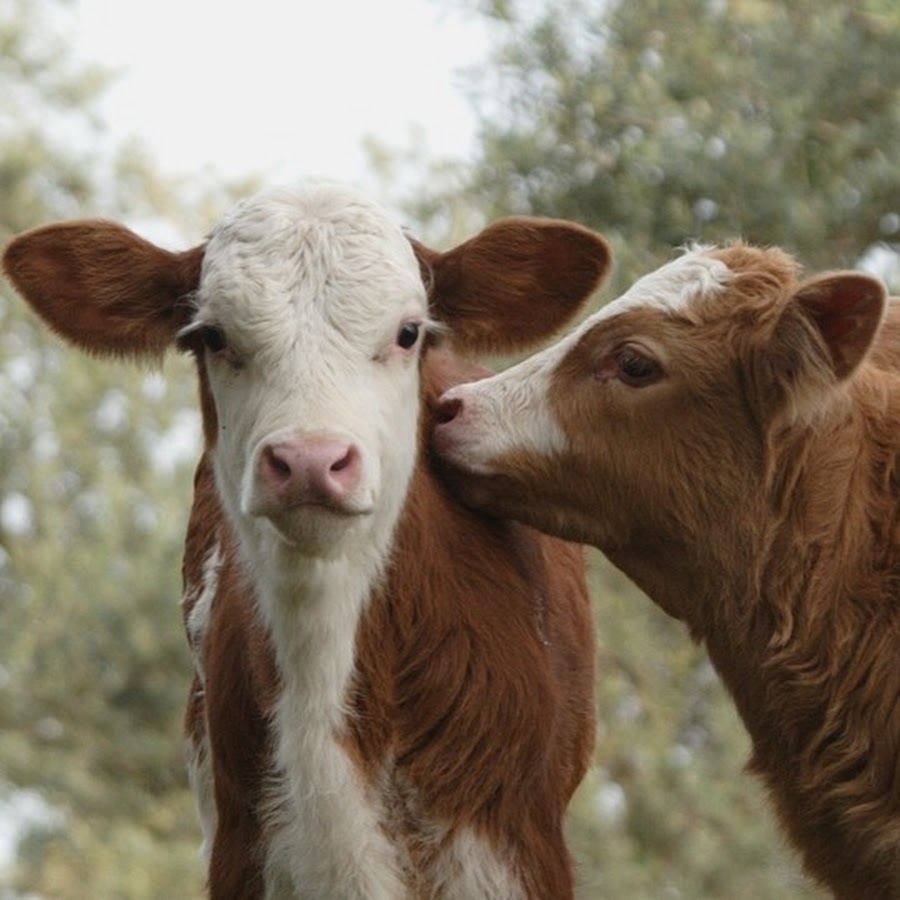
3, 208, 610, 898
436, 242, 898, 898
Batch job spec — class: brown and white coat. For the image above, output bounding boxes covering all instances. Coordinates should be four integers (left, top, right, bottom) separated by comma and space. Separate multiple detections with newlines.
3, 182, 609, 899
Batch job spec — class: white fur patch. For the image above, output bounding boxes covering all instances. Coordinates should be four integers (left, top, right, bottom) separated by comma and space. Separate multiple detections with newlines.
186, 724, 217, 863
439, 345, 569, 475
593, 244, 732, 322
260, 557, 407, 898
182, 543, 221, 860
185, 543, 221, 684
433, 828, 526, 899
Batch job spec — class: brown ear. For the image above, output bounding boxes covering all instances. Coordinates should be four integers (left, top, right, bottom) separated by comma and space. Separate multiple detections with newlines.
2, 220, 204, 358
412, 217, 611, 354
792, 272, 886, 379
753, 271, 887, 425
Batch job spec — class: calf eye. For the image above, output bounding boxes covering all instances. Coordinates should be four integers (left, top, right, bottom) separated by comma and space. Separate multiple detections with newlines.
396, 322, 421, 350
199, 325, 228, 354
616, 345, 663, 387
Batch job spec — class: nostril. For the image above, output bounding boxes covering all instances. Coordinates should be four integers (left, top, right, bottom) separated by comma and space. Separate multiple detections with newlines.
330, 445, 358, 474
436, 396, 463, 425
263, 445, 292, 481
326, 445, 361, 491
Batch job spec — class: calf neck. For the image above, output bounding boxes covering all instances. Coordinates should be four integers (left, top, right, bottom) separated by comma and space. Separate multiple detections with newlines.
435, 241, 899, 898
3, 182, 610, 898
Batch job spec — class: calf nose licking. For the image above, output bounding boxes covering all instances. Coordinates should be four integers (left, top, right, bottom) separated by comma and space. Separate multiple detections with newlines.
432, 388, 474, 462
434, 392, 464, 425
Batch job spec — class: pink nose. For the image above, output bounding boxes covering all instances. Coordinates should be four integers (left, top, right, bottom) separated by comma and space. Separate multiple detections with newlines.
257, 438, 362, 511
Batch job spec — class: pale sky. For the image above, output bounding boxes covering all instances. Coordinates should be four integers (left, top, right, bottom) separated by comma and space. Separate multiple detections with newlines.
70, 0, 489, 187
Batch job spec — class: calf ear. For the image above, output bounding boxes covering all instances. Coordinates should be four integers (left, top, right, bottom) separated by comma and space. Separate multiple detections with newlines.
412, 217, 611, 354
792, 272, 886, 380
2, 220, 203, 358
758, 272, 886, 423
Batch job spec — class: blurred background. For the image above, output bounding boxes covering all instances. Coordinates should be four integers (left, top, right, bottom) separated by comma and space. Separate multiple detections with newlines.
1, 0, 898, 896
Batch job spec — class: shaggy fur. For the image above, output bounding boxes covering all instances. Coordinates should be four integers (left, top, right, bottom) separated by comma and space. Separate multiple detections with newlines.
435, 241, 898, 899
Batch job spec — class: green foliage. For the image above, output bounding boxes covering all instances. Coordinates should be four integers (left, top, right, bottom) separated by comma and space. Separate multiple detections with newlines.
566, 556, 824, 897
420, 0, 900, 288
0, 1, 207, 895
0, 257, 207, 897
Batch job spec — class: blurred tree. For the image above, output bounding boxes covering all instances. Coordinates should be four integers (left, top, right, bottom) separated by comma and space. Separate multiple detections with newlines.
0, 0, 209, 895
415, 0, 900, 291
402, 0, 900, 895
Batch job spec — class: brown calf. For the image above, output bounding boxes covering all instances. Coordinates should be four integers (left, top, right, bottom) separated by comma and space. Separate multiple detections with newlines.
435, 241, 899, 899
3, 182, 610, 898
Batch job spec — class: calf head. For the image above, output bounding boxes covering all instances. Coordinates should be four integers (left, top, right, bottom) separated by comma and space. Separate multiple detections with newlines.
435, 242, 886, 615
3, 183, 611, 577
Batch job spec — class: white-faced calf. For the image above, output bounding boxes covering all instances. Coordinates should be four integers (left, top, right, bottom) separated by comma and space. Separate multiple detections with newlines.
3, 182, 611, 899
435, 241, 898, 899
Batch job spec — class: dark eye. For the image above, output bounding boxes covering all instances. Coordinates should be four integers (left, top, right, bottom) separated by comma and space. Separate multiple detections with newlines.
396, 321, 421, 350
616, 345, 663, 387
199, 325, 227, 354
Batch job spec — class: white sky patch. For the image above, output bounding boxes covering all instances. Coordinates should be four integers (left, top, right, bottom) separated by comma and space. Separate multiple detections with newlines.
0, 787, 65, 870
593, 780, 627, 826
148, 409, 202, 475
859, 243, 900, 292
68, 0, 489, 186
0, 493, 35, 538
93, 388, 129, 433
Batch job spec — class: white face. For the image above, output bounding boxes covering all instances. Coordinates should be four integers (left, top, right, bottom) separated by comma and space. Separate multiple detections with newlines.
183, 184, 429, 558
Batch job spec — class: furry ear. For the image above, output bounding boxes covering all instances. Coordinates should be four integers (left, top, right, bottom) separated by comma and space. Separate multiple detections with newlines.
411, 217, 611, 355
3, 220, 204, 358
755, 272, 886, 423
791, 272, 886, 380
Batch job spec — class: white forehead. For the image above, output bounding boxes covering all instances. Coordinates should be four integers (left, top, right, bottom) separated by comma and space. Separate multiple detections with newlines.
595, 245, 733, 323
198, 182, 426, 344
